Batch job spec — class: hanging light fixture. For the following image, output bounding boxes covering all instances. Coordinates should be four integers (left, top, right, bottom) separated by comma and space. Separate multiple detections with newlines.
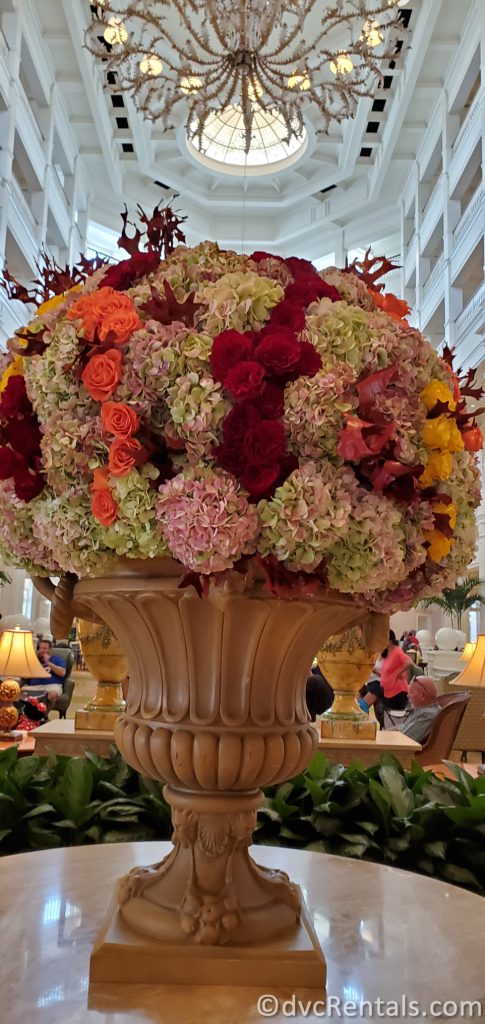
139, 54, 164, 77
86, 1, 408, 155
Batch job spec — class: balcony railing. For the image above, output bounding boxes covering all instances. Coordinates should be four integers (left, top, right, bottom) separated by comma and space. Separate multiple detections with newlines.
453, 185, 485, 249
455, 280, 485, 339
452, 89, 483, 157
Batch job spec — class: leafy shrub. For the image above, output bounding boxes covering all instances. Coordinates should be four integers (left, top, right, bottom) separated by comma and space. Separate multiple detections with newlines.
0, 746, 484, 893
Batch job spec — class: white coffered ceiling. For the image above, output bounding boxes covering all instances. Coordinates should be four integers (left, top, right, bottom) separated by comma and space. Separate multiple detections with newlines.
33, 0, 471, 256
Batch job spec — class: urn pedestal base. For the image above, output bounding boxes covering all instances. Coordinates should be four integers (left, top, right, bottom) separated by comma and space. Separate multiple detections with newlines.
320, 714, 377, 740
90, 888, 326, 989
75, 707, 121, 731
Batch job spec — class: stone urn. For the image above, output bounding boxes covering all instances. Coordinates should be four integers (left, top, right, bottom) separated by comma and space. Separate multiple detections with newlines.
317, 620, 387, 740
75, 619, 127, 731
33, 558, 376, 987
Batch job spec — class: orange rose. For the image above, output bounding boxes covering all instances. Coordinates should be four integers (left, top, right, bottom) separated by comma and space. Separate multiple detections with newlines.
98, 308, 142, 345
101, 401, 139, 439
92, 467, 111, 490
462, 425, 483, 452
82, 349, 122, 402
91, 488, 118, 526
67, 288, 135, 342
108, 437, 143, 476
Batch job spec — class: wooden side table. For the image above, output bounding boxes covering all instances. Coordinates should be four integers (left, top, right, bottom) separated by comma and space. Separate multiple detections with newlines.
318, 730, 421, 768
0, 731, 36, 756
33, 718, 114, 757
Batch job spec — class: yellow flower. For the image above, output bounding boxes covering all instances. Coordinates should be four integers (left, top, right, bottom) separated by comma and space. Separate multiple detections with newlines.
420, 380, 456, 412
419, 450, 453, 488
433, 500, 457, 530
0, 354, 24, 393
421, 415, 464, 453
37, 284, 81, 317
424, 530, 454, 563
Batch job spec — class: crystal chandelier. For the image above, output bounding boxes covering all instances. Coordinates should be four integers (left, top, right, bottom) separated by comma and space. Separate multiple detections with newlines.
85, 1, 408, 154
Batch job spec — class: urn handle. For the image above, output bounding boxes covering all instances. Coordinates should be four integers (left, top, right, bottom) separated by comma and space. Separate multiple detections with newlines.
30, 573, 102, 637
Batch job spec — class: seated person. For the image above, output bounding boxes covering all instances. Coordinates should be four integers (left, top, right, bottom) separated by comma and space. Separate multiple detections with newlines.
397, 676, 440, 744
21, 638, 66, 708
358, 630, 414, 725
306, 665, 334, 721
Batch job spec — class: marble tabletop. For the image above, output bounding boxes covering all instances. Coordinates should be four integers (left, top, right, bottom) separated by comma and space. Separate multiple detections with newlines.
1, 842, 484, 1023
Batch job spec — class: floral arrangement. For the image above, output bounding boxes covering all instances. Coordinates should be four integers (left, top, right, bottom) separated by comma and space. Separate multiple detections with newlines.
0, 205, 482, 611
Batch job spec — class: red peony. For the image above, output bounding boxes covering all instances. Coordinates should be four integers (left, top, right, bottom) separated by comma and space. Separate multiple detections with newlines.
13, 466, 44, 501
210, 330, 254, 384
285, 257, 316, 276
0, 376, 31, 418
0, 445, 23, 480
295, 341, 322, 379
285, 275, 340, 307
243, 418, 286, 467
257, 381, 285, 419
5, 416, 42, 458
224, 361, 266, 400
102, 251, 160, 291
241, 462, 281, 498
249, 251, 284, 264
269, 300, 306, 332
256, 328, 301, 378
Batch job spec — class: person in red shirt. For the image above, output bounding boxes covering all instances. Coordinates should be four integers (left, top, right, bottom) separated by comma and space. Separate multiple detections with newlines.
358, 630, 414, 722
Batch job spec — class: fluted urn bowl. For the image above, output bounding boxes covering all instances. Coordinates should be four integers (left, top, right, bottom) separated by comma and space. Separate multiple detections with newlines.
71, 557, 375, 948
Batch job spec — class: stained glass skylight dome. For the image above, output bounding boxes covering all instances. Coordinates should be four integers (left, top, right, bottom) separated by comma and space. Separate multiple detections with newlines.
187, 105, 308, 176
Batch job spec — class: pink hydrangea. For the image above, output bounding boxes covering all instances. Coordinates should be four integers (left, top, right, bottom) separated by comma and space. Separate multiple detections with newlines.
155, 467, 259, 572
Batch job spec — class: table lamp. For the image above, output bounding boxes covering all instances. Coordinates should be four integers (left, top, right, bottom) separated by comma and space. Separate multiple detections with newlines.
452, 635, 485, 686
460, 641, 476, 663
0, 626, 49, 737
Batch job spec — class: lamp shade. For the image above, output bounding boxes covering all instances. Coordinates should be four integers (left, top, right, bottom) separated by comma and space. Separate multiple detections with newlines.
0, 627, 49, 678
460, 642, 476, 663
452, 635, 485, 687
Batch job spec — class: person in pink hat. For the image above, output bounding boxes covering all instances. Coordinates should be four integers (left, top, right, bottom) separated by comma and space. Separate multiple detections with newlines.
397, 676, 440, 744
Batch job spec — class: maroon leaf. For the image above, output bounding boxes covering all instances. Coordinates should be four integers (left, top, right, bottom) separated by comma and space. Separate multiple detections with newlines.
141, 281, 200, 327
357, 365, 399, 418
344, 249, 401, 292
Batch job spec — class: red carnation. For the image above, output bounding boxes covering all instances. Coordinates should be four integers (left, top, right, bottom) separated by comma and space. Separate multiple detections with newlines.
249, 251, 284, 264
257, 382, 285, 419
0, 446, 23, 480
285, 257, 316, 276
0, 376, 31, 418
13, 467, 44, 501
256, 329, 301, 378
285, 276, 340, 307
296, 342, 322, 379
210, 330, 254, 384
241, 462, 281, 498
216, 403, 261, 475
243, 418, 286, 467
5, 416, 42, 458
269, 300, 306, 332
102, 251, 160, 291
224, 361, 266, 400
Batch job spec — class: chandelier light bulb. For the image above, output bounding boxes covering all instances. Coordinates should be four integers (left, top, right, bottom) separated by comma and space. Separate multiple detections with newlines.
103, 17, 128, 46
363, 20, 384, 48
329, 53, 354, 76
139, 54, 163, 76
180, 75, 203, 95
247, 79, 263, 102
287, 69, 311, 91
